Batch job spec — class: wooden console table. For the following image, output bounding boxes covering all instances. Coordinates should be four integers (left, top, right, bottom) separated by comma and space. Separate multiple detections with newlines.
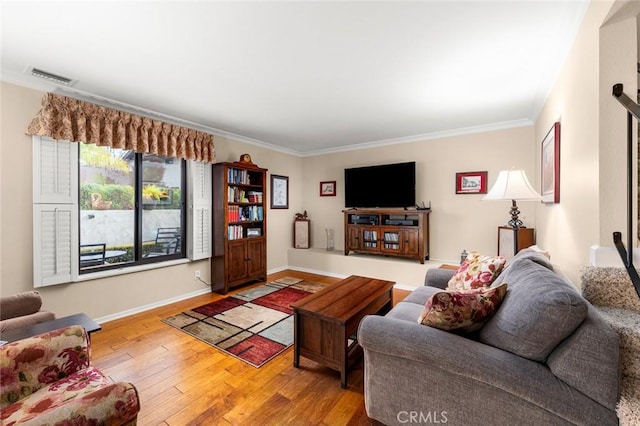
343, 208, 430, 263
291, 275, 395, 388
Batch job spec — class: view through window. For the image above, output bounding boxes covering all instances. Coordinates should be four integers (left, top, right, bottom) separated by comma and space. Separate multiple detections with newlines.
79, 144, 185, 272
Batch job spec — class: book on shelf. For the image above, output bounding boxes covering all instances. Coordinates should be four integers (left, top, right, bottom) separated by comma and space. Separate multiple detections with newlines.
228, 168, 251, 185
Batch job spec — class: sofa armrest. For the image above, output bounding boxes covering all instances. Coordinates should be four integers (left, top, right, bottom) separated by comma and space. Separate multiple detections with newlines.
424, 267, 455, 288
0, 325, 89, 408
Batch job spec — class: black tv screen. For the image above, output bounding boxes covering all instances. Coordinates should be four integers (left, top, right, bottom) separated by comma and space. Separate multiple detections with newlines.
344, 162, 416, 208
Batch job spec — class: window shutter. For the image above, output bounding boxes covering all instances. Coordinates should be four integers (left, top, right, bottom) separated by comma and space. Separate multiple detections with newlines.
33, 136, 76, 204
187, 160, 212, 260
32, 136, 79, 287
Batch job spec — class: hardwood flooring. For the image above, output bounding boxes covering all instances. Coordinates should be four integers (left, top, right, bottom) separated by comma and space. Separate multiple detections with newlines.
92, 270, 410, 425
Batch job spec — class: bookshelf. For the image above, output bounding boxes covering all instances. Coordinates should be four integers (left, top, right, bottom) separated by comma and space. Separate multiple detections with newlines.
212, 160, 267, 293
343, 208, 430, 263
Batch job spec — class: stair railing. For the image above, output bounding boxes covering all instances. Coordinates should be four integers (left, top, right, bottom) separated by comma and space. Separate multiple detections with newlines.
612, 83, 640, 298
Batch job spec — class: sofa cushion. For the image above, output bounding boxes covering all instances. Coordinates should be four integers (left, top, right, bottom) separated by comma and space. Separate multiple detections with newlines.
402, 286, 441, 306
447, 252, 506, 290
386, 301, 427, 323
0, 291, 43, 320
479, 256, 588, 361
418, 283, 508, 332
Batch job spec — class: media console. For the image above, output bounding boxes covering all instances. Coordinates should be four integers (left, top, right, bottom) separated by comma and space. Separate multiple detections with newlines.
343, 208, 430, 264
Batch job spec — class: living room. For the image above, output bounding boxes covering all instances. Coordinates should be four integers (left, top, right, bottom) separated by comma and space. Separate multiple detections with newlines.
1, 0, 639, 424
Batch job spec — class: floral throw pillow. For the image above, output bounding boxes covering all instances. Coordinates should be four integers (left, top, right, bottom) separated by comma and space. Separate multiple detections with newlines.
447, 252, 506, 290
418, 283, 508, 332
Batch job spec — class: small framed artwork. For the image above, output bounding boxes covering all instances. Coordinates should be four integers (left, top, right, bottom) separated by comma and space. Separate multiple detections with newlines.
271, 174, 289, 209
541, 122, 560, 203
320, 181, 336, 197
247, 228, 261, 237
455, 171, 488, 194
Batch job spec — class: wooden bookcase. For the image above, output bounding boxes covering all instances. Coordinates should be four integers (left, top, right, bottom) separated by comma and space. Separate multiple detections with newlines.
211, 160, 268, 294
343, 208, 430, 263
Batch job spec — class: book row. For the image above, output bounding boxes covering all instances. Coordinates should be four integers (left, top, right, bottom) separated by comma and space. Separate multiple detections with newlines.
228, 187, 262, 203
228, 205, 263, 222
228, 168, 253, 185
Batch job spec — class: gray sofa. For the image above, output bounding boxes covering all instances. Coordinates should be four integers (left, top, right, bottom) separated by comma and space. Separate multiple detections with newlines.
359, 250, 620, 425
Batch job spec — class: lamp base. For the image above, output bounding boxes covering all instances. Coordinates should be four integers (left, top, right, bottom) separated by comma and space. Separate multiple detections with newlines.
508, 200, 523, 228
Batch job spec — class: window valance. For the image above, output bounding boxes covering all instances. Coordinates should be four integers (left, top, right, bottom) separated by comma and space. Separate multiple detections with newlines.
26, 93, 215, 163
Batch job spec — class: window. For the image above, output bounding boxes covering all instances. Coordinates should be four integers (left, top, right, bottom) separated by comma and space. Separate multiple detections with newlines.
33, 136, 212, 286
79, 145, 186, 272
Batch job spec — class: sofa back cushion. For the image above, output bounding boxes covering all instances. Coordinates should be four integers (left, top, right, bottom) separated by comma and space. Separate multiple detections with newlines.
479, 255, 588, 361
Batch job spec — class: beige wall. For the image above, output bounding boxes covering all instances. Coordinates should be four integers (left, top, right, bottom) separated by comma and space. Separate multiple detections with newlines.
534, 0, 637, 285
1, 0, 636, 319
0, 82, 303, 320
298, 126, 536, 262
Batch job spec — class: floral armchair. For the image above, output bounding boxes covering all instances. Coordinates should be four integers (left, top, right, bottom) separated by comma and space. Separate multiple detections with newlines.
0, 325, 139, 425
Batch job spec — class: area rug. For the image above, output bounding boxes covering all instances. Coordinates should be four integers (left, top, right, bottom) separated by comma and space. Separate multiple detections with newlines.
162, 278, 327, 367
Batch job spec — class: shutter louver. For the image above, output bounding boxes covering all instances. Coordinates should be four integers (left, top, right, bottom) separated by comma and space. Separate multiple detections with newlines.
187, 161, 212, 260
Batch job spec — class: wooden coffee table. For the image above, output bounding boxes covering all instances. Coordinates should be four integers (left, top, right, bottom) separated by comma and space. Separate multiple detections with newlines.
291, 275, 395, 388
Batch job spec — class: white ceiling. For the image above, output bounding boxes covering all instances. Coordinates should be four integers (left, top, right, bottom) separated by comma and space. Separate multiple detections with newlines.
1, 1, 589, 155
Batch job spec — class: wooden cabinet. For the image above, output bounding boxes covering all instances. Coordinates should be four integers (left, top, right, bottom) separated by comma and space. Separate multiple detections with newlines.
343, 209, 430, 263
497, 226, 535, 260
211, 160, 267, 294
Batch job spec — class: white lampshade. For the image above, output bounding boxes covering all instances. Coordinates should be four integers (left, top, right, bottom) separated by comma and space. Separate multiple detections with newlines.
483, 170, 542, 201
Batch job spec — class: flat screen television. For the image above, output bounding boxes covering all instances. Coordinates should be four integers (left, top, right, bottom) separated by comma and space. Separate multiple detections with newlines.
344, 161, 416, 208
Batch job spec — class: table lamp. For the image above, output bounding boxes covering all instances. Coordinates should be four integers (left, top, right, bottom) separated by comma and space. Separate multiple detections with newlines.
483, 169, 542, 228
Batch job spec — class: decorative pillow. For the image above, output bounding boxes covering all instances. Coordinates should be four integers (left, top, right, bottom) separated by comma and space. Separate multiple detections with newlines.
447, 252, 506, 290
417, 283, 508, 333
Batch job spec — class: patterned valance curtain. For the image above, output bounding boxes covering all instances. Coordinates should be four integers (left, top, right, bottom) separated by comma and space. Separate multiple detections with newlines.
26, 93, 215, 163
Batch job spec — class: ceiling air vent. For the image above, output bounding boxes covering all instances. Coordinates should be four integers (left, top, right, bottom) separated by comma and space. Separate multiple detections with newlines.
29, 67, 75, 86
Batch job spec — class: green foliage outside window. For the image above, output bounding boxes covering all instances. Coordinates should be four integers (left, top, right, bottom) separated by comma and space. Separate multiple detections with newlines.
80, 183, 181, 210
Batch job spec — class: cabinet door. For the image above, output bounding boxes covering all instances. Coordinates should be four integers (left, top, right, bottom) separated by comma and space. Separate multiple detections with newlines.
402, 228, 420, 256
360, 226, 380, 252
381, 227, 401, 254
346, 225, 360, 250
246, 238, 265, 277
227, 240, 247, 283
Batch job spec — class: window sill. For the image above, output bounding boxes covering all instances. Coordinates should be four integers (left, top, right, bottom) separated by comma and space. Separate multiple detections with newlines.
75, 258, 191, 282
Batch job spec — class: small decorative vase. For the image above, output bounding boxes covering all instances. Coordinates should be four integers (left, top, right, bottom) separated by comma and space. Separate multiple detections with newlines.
325, 229, 335, 251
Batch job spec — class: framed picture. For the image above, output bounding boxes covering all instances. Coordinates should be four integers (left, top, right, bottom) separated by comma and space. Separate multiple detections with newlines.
247, 228, 261, 237
455, 171, 488, 194
320, 180, 336, 197
541, 122, 560, 203
270, 174, 289, 209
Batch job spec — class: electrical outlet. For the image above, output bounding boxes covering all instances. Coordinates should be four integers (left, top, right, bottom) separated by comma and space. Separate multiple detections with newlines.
194, 270, 201, 280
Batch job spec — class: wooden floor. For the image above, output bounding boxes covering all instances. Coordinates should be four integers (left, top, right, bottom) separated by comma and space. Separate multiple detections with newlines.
92, 270, 410, 425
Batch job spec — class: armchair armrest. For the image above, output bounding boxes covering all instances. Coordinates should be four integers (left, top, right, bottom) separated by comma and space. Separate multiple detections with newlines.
1, 325, 89, 408
424, 267, 455, 288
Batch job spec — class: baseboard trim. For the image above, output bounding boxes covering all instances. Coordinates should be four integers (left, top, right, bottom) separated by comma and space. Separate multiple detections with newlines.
98, 264, 420, 324
95, 288, 211, 325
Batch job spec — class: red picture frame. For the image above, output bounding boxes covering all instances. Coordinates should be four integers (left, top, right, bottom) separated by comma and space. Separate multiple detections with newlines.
541, 122, 560, 203
320, 181, 336, 197
455, 171, 487, 194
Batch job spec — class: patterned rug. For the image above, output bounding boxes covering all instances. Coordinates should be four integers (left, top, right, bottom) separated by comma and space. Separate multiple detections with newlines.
162, 277, 327, 367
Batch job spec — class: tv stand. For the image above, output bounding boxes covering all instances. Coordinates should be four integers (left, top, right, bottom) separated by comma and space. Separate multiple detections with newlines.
343, 208, 430, 263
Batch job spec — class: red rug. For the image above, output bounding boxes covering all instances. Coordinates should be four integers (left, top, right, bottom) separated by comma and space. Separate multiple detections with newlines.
162, 278, 326, 367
